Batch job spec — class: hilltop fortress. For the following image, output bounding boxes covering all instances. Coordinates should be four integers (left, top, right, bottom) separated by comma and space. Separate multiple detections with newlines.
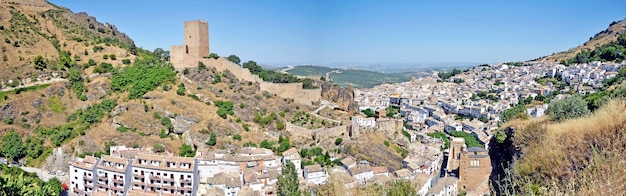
170, 20, 321, 106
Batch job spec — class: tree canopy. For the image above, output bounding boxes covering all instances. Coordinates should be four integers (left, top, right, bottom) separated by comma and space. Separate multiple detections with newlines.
547, 96, 590, 122
0, 129, 25, 161
277, 161, 300, 196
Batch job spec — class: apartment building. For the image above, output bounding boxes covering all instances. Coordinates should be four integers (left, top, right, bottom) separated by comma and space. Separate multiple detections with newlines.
130, 154, 198, 196
69, 156, 99, 195
95, 155, 132, 195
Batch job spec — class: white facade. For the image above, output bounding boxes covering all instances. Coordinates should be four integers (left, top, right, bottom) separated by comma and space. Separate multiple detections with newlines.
69, 156, 98, 195
130, 154, 197, 196
303, 165, 328, 185
96, 155, 132, 196
352, 115, 376, 128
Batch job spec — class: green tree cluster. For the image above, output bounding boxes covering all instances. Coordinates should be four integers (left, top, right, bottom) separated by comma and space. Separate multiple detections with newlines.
176, 83, 186, 96
438, 68, 466, 80
206, 132, 217, 146
253, 112, 277, 127
214, 100, 234, 119
227, 55, 241, 64
1, 130, 25, 161
361, 108, 375, 118
0, 168, 64, 196
33, 55, 46, 70
449, 131, 483, 148
547, 96, 590, 122
93, 62, 114, 74
178, 144, 195, 157
111, 51, 176, 99
277, 161, 300, 196
563, 33, 626, 65
243, 61, 317, 88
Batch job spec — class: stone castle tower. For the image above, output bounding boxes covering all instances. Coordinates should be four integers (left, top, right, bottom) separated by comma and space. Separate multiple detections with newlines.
170, 20, 210, 70
184, 20, 209, 58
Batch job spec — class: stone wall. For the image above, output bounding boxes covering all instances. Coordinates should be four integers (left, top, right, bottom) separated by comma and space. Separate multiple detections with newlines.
170, 45, 184, 70
285, 122, 348, 143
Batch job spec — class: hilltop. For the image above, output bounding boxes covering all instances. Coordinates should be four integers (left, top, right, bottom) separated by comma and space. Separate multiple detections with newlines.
539, 18, 626, 63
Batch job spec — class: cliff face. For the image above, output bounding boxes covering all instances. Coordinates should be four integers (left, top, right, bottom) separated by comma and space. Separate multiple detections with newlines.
320, 81, 359, 114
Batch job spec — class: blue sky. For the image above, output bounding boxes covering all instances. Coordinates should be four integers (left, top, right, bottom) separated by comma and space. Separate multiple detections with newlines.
49, 0, 626, 66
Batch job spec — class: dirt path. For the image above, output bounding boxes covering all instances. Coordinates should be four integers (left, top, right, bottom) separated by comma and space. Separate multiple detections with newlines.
0, 78, 67, 93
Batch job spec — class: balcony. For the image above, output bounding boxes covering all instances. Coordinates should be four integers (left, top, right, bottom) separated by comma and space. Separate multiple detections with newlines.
179, 186, 192, 191
162, 176, 175, 182
133, 173, 144, 178
97, 175, 108, 180
72, 188, 83, 194
132, 181, 146, 187
97, 180, 108, 185
113, 178, 124, 184
84, 183, 94, 189
83, 176, 93, 181
161, 184, 175, 190
149, 175, 161, 181
97, 183, 108, 189
111, 186, 124, 192
181, 178, 192, 183
146, 183, 161, 188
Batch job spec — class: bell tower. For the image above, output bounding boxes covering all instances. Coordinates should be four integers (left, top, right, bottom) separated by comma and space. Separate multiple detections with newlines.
183, 20, 209, 58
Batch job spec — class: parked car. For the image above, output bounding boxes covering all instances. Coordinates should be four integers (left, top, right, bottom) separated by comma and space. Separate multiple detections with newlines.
48, 170, 56, 175
56, 170, 65, 176
0, 157, 7, 165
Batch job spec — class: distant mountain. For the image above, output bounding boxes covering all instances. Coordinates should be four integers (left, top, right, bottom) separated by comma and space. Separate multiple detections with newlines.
539, 18, 626, 63
278, 65, 428, 88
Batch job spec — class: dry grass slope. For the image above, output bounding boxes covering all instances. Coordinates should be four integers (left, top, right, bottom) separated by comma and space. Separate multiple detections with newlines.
508, 99, 626, 195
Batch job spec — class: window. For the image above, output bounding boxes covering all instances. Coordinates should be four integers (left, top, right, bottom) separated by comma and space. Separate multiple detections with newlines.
470, 160, 480, 166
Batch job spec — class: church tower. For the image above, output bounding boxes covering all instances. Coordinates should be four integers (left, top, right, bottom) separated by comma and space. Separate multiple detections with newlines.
183, 20, 209, 58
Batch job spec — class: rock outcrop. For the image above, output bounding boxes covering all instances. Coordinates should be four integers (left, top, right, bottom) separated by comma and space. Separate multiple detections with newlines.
320, 81, 359, 114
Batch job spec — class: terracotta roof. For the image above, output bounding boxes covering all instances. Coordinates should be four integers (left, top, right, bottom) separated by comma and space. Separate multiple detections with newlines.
371, 166, 389, 175
281, 147, 298, 156
427, 176, 458, 194
97, 155, 130, 173
340, 157, 355, 167
395, 168, 412, 178
69, 156, 98, 171
304, 165, 324, 173
211, 172, 242, 188
348, 165, 372, 176
132, 153, 195, 172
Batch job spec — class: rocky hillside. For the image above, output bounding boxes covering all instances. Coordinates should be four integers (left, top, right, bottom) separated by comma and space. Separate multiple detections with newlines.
539, 18, 626, 63
0, 0, 136, 85
0, 0, 356, 172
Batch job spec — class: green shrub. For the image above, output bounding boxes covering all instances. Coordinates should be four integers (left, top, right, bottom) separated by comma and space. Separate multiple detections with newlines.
233, 134, 242, 141
176, 83, 186, 96
178, 144, 195, 157
335, 138, 343, 145
206, 132, 217, 146
153, 144, 165, 153
547, 96, 590, 122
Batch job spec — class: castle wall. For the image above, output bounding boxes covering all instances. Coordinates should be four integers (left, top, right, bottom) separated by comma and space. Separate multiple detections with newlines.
170, 45, 185, 70
286, 121, 348, 143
